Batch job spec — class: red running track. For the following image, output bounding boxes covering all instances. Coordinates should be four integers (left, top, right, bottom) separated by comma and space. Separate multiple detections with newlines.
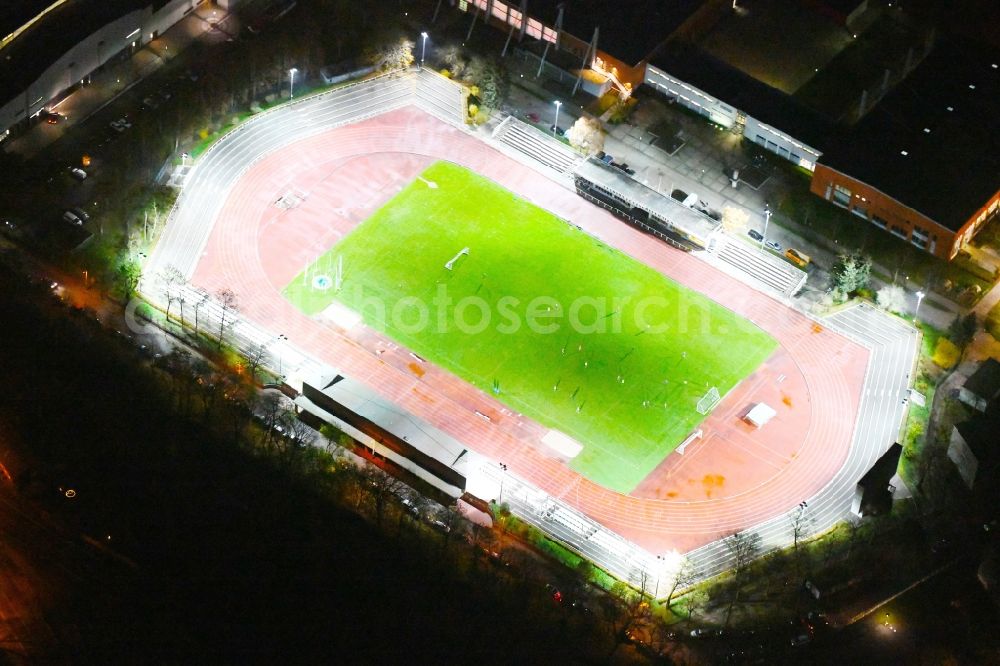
190, 107, 869, 553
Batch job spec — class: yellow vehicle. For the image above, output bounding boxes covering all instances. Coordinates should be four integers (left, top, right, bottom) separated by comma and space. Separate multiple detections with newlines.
785, 248, 811, 268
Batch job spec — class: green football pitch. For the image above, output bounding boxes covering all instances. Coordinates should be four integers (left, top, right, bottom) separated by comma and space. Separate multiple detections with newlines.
284, 161, 776, 493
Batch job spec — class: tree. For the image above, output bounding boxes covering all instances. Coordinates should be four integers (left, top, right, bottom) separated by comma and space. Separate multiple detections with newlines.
790, 504, 813, 552
434, 504, 467, 552
721, 205, 750, 233
363, 466, 406, 528
438, 43, 467, 77
664, 556, 696, 609
116, 260, 142, 303
876, 284, 907, 313
192, 289, 210, 337
724, 530, 761, 627
831, 254, 872, 296
216, 288, 239, 348
319, 423, 350, 457
160, 265, 185, 320
790, 503, 814, 577
257, 391, 284, 452
222, 381, 253, 447
366, 36, 414, 72
565, 116, 605, 155
245, 342, 270, 382
276, 413, 317, 464
599, 582, 632, 657
466, 56, 507, 109
948, 312, 978, 353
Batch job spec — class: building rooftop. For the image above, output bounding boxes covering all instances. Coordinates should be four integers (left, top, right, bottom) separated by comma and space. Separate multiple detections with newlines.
0, 0, 150, 103
305, 372, 475, 485
573, 157, 720, 243
817, 41, 1000, 232
1, 0, 53, 42
955, 409, 1000, 461
525, 0, 702, 66
648, 44, 835, 151
858, 442, 903, 491
964, 358, 1000, 402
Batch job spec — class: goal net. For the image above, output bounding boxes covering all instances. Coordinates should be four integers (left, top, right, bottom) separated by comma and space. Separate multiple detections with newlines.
696, 386, 721, 415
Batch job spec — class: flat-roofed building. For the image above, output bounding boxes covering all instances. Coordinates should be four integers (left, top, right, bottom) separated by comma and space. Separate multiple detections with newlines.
0, 0, 202, 140
810, 41, 1000, 260
452, 0, 703, 91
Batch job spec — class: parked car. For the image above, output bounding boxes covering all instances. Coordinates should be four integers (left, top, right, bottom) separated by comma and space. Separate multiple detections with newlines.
765, 239, 782, 252
549, 124, 566, 136
110, 116, 132, 132
544, 583, 563, 603
612, 161, 636, 175
62, 210, 83, 226
69, 167, 87, 181
748, 229, 764, 242
71, 207, 90, 222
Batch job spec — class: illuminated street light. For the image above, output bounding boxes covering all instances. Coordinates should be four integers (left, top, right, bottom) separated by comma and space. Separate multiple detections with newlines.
288, 67, 298, 99
420, 32, 428, 67
914, 290, 925, 324
498, 462, 508, 504
552, 100, 562, 137
760, 205, 771, 252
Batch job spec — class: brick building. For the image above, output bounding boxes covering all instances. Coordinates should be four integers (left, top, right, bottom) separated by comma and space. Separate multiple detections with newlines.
810, 41, 1000, 260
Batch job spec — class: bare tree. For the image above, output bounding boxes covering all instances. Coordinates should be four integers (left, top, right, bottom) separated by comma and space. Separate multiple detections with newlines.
257, 392, 284, 451
724, 531, 761, 628
565, 116, 605, 155
665, 556, 696, 609
600, 581, 635, 658
363, 466, 406, 528
216, 288, 239, 348
160, 266, 183, 321
245, 342, 271, 383
434, 504, 467, 553
193, 289, 210, 337
222, 381, 253, 447
790, 503, 813, 553
279, 412, 317, 461
319, 423, 351, 457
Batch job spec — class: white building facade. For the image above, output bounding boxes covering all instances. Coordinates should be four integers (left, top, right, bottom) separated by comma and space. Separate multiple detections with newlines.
644, 63, 824, 172
0, 0, 201, 138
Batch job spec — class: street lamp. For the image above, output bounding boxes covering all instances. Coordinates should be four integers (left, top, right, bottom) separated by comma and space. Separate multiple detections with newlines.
288, 67, 298, 99
498, 462, 508, 505
420, 32, 428, 68
552, 100, 562, 137
270, 333, 289, 377
760, 205, 771, 252
914, 290, 925, 324
654, 554, 664, 599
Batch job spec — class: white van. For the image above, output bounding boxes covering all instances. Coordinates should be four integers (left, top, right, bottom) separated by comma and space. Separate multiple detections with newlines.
62, 210, 82, 226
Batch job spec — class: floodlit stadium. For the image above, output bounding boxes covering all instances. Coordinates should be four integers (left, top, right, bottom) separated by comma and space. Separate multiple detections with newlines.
144, 70, 915, 584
